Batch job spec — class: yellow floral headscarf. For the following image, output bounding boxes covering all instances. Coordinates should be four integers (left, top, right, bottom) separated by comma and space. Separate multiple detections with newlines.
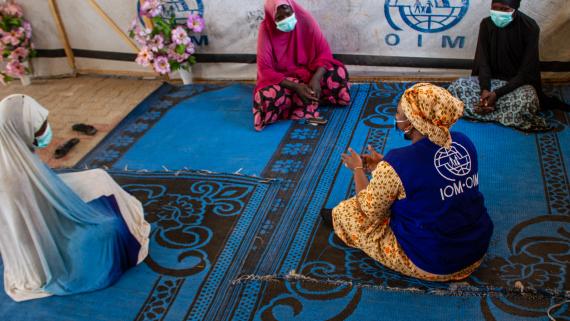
400, 83, 464, 148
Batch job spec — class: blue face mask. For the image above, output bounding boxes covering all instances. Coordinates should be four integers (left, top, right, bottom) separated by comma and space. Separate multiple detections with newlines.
490, 10, 514, 28
394, 118, 412, 140
35, 123, 53, 149
276, 13, 297, 32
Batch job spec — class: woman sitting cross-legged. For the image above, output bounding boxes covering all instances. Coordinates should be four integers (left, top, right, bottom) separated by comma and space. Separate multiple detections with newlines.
0, 94, 150, 301
325, 83, 494, 281
253, 0, 351, 131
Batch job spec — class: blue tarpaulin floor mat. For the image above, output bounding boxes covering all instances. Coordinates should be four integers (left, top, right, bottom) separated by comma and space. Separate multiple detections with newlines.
79, 83, 292, 176
2, 82, 568, 321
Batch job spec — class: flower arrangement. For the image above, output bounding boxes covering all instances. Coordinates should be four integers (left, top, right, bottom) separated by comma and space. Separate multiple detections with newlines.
0, 1, 35, 84
129, 0, 205, 75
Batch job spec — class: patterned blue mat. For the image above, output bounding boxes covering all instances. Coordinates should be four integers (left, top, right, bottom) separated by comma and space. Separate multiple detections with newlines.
1, 82, 568, 321
0, 171, 280, 321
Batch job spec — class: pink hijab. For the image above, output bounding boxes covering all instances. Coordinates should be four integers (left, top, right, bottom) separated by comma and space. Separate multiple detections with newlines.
255, 0, 342, 91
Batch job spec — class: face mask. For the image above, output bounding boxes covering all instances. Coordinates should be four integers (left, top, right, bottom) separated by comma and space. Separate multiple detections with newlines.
34, 123, 53, 149
276, 13, 297, 32
490, 10, 514, 28
394, 118, 412, 141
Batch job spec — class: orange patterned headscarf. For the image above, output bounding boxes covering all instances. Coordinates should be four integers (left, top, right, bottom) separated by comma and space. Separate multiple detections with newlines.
399, 83, 464, 148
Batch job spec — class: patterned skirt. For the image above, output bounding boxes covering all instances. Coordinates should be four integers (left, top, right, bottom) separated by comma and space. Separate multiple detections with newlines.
253, 64, 351, 131
332, 198, 482, 282
448, 77, 549, 131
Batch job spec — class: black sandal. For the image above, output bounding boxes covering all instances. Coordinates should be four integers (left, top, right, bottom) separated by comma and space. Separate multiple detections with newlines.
72, 123, 97, 136
54, 138, 80, 159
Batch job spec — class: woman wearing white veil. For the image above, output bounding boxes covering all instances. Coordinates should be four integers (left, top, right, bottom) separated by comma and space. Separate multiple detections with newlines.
0, 94, 150, 302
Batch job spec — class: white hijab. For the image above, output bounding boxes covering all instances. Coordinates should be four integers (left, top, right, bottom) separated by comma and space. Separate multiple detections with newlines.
0, 95, 149, 301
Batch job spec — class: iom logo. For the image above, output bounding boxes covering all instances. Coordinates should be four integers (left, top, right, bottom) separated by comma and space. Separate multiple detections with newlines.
385, 0, 469, 33
434, 142, 471, 181
162, 0, 204, 24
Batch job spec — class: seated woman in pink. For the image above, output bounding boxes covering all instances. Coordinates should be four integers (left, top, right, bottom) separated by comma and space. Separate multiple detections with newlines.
253, 0, 351, 131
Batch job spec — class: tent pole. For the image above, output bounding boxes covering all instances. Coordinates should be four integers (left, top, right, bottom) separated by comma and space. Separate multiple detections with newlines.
48, 0, 76, 74
87, 0, 140, 53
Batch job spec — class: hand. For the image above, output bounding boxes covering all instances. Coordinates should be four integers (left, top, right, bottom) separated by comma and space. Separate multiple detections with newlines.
295, 83, 319, 104
476, 90, 497, 114
341, 147, 363, 171
486, 91, 497, 108
479, 90, 492, 107
361, 145, 383, 172
309, 77, 322, 101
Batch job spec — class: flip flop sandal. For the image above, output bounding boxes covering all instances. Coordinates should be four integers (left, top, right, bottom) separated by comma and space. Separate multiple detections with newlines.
54, 138, 80, 159
72, 123, 97, 136
307, 117, 328, 125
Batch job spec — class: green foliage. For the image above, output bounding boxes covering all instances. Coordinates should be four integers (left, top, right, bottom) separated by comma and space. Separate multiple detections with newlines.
169, 60, 181, 71
0, 15, 22, 32
152, 16, 171, 39
175, 44, 185, 55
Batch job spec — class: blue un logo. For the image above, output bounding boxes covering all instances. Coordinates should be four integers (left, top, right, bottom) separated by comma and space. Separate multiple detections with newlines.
384, 0, 469, 33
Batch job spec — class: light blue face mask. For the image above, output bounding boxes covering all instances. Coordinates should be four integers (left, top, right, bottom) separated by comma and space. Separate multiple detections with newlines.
276, 13, 297, 32
394, 118, 412, 140
490, 10, 514, 28
35, 123, 53, 149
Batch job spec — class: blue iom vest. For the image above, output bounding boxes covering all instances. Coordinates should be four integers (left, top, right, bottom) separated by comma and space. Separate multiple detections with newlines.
384, 132, 493, 275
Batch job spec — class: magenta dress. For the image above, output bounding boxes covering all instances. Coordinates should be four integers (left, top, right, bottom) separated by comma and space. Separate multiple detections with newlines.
253, 0, 351, 131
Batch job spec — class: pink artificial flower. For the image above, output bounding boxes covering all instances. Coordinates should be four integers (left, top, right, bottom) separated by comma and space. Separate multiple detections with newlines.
134, 27, 151, 46
140, 0, 162, 18
10, 47, 29, 61
129, 19, 137, 33
2, 3, 23, 18
175, 52, 189, 63
8, 28, 24, 46
135, 47, 153, 67
166, 43, 188, 63
186, 42, 195, 55
153, 55, 171, 74
134, 35, 146, 46
138, 27, 151, 38
186, 13, 205, 33
172, 26, 190, 45
6, 60, 25, 77
148, 34, 164, 52
23, 21, 32, 39
2, 34, 14, 45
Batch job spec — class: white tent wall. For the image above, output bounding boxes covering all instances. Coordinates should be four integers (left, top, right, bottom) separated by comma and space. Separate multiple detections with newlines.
19, 0, 570, 80
16, 0, 72, 76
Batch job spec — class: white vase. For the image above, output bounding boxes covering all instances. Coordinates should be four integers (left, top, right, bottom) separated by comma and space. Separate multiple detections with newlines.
20, 74, 31, 86
19, 61, 32, 86
179, 68, 192, 85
